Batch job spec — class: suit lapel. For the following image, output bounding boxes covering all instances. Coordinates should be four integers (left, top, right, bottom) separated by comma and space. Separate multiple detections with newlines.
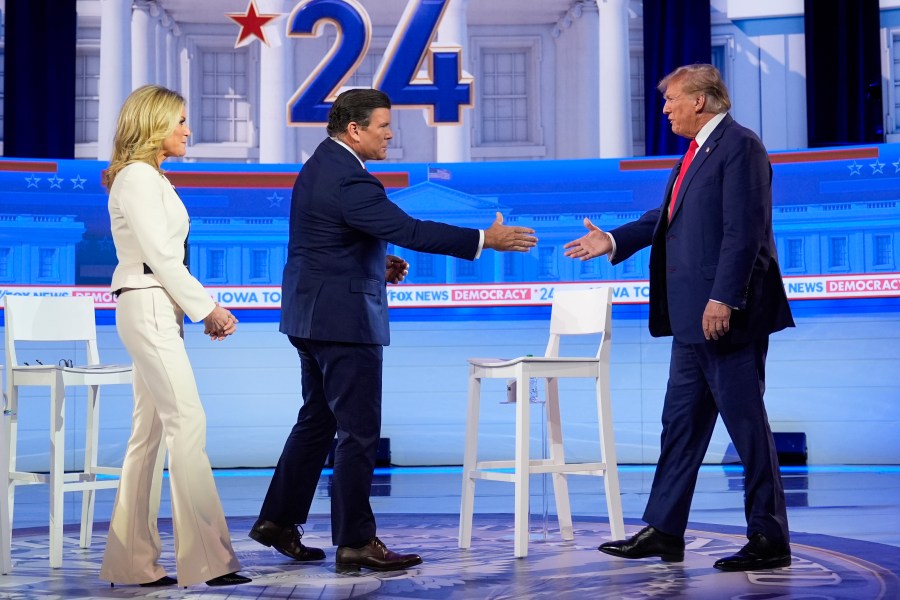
668, 114, 732, 223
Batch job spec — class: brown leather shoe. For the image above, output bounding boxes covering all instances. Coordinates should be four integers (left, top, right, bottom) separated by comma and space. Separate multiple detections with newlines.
249, 518, 326, 561
335, 537, 422, 572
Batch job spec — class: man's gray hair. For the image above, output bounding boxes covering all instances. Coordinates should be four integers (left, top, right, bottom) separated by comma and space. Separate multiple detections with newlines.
658, 64, 731, 113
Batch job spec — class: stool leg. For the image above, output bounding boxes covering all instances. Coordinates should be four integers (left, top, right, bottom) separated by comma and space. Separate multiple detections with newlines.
597, 375, 624, 540
5, 385, 19, 535
513, 368, 530, 558
49, 373, 65, 568
1, 387, 13, 574
458, 370, 480, 549
80, 385, 100, 549
545, 377, 573, 540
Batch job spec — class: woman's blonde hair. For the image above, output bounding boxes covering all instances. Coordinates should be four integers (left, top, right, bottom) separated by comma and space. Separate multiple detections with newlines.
104, 85, 185, 189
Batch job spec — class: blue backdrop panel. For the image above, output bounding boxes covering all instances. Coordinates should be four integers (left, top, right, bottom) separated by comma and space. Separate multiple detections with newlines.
0, 143, 897, 325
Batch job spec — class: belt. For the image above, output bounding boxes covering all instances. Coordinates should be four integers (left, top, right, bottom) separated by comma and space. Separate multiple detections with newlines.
117, 233, 189, 297
113, 287, 136, 298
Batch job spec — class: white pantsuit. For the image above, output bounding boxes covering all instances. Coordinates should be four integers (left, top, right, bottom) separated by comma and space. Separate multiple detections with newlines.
100, 162, 240, 587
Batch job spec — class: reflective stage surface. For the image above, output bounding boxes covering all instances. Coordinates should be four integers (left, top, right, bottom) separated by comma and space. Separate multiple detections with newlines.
2, 465, 900, 599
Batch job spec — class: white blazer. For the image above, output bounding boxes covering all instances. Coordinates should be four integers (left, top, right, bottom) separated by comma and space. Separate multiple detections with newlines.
108, 162, 215, 323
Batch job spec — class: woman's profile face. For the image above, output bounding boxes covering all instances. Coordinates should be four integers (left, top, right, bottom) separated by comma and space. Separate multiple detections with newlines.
159, 106, 190, 164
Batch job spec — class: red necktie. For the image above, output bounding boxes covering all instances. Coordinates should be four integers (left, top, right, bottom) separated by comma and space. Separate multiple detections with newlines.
668, 139, 699, 220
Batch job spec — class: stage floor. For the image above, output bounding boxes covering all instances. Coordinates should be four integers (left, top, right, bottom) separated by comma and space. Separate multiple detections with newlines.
2, 465, 900, 599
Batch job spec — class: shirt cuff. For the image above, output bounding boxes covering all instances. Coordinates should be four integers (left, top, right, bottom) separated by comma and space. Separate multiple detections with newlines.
709, 298, 738, 310
607, 232, 617, 262
474, 230, 485, 259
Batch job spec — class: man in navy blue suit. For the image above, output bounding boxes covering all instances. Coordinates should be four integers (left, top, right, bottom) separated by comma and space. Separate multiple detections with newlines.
564, 64, 794, 571
250, 89, 538, 572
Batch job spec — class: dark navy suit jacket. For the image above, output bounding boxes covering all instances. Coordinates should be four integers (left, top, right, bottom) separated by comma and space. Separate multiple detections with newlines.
280, 138, 480, 346
610, 114, 794, 344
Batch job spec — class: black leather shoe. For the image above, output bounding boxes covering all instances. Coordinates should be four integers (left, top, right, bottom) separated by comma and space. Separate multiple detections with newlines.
206, 572, 252, 586
598, 525, 685, 562
713, 533, 791, 571
335, 537, 422, 572
250, 518, 326, 561
139, 575, 177, 587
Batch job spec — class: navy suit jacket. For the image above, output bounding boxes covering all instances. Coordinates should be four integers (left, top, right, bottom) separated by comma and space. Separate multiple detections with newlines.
280, 138, 480, 346
610, 114, 794, 344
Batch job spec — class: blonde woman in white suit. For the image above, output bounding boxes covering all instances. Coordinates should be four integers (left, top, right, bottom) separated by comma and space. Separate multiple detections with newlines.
99, 85, 251, 588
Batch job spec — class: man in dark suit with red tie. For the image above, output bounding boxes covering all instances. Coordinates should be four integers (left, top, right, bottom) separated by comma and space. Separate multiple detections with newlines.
249, 89, 538, 572
564, 64, 794, 571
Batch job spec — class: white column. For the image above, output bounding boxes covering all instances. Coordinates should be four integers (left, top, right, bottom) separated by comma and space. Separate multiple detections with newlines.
155, 9, 169, 86
596, 0, 632, 158
97, 0, 133, 160
131, 0, 156, 88
166, 24, 181, 91
434, 0, 471, 162
553, 1, 600, 159
258, 0, 296, 163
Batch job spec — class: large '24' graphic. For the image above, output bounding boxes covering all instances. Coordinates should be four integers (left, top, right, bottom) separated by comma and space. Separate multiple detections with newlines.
287, 0, 473, 125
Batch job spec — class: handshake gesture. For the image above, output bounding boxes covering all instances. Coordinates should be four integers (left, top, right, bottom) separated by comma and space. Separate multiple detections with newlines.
204, 304, 238, 341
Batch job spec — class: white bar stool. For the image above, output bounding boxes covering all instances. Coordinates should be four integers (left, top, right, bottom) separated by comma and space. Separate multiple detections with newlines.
458, 287, 625, 558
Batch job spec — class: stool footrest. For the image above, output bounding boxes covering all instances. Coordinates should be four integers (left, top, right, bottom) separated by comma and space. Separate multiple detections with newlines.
63, 480, 119, 492
9, 471, 48, 484
470, 460, 609, 476
469, 470, 516, 483
10, 469, 122, 485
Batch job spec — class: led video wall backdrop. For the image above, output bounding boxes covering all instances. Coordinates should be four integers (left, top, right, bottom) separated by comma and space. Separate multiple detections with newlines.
1, 144, 897, 314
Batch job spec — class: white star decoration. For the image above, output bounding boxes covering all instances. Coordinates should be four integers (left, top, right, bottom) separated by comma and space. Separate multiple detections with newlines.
48, 175, 64, 189
71, 174, 87, 189
893, 159, 900, 174
847, 161, 862, 176
25, 174, 40, 188
869, 159, 885, 175
267, 191, 283, 207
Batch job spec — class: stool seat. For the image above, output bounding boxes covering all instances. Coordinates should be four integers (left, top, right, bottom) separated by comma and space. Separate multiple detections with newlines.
458, 287, 624, 558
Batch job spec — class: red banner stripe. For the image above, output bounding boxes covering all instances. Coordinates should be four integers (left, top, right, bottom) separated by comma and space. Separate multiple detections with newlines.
0, 160, 59, 172
619, 146, 880, 171
164, 171, 409, 189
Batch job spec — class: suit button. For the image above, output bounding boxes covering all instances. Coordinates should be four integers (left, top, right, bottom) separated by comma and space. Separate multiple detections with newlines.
667, 266, 677, 272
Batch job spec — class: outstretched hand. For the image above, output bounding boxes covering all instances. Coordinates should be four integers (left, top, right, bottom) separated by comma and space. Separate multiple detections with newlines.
563, 218, 612, 261
483, 212, 537, 252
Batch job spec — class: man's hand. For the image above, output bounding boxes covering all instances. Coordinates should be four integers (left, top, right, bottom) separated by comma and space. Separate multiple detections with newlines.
204, 304, 238, 341
563, 218, 612, 260
386, 254, 409, 283
702, 300, 731, 341
483, 212, 537, 252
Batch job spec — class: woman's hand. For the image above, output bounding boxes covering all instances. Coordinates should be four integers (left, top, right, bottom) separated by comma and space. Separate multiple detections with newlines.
204, 304, 238, 341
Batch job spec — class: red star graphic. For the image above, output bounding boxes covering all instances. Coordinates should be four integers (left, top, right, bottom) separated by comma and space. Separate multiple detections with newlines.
226, 0, 280, 48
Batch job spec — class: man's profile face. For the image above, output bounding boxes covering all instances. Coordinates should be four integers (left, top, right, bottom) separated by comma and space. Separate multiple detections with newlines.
662, 80, 701, 139
352, 108, 393, 161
